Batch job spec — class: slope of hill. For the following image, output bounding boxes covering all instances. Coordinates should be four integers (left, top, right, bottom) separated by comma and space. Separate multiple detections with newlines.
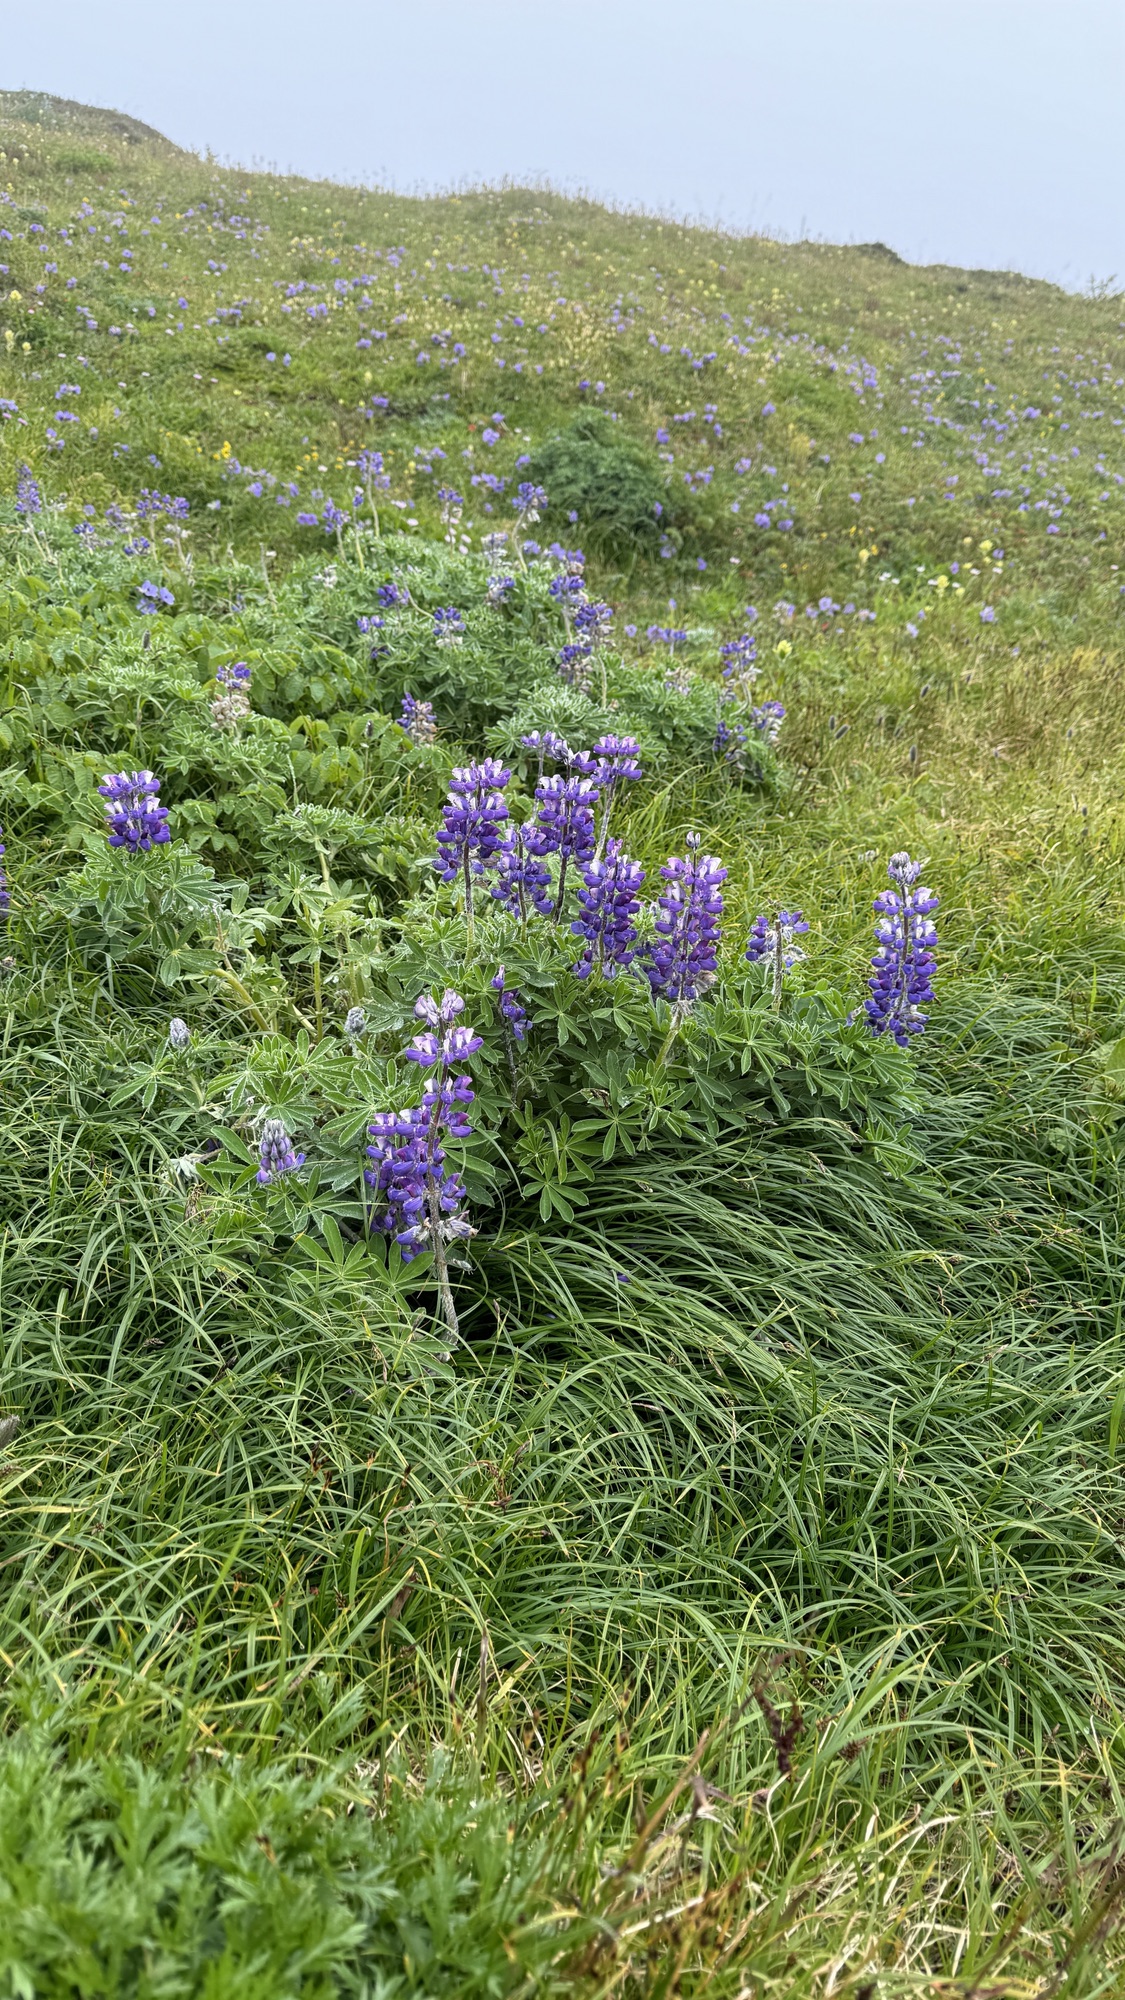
0, 100, 1124, 1996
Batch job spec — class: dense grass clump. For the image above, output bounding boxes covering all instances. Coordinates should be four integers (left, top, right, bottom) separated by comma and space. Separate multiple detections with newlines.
1, 88, 1125, 1994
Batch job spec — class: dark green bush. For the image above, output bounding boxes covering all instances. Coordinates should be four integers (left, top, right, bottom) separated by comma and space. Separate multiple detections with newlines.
526, 411, 673, 558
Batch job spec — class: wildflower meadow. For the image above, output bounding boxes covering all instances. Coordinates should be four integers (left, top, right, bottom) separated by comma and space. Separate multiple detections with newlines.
2, 87, 1125, 1996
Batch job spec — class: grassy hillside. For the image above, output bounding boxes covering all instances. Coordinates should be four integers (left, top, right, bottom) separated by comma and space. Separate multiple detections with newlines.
1, 91, 1125, 1996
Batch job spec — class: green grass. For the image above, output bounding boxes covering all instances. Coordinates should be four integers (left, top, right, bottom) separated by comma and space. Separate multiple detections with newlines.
1, 89, 1125, 1996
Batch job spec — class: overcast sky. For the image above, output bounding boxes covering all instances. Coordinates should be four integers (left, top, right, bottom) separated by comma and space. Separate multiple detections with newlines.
5, 0, 1123, 289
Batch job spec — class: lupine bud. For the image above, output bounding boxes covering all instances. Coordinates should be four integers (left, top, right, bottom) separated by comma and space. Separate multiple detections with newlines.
168, 1017, 191, 1051
256, 1119, 306, 1185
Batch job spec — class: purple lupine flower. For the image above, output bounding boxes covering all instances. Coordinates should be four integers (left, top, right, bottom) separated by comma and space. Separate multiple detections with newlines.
487, 574, 515, 606
433, 605, 465, 647
365, 1103, 432, 1256
434, 758, 511, 923
646, 834, 726, 1007
745, 908, 809, 1006
405, 987, 485, 1070
750, 700, 786, 744
14, 465, 41, 516
591, 734, 642, 855
865, 852, 939, 1047
357, 448, 390, 491
365, 1088, 472, 1260
137, 489, 189, 519
714, 711, 748, 765
0, 825, 8, 918
512, 481, 547, 523
647, 624, 688, 652
592, 734, 643, 789
491, 964, 529, 1041
256, 1118, 306, 1185
211, 658, 252, 731
366, 990, 481, 1346
527, 772, 600, 918
322, 498, 350, 535
720, 632, 759, 684
549, 572, 587, 613
520, 730, 572, 785
557, 640, 593, 691
571, 839, 645, 979
136, 579, 175, 614
574, 599, 613, 644
376, 580, 409, 608
490, 824, 554, 921
98, 770, 171, 855
399, 691, 437, 745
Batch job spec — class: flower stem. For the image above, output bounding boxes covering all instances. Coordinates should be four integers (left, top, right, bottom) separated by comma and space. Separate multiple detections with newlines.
656, 1000, 689, 1068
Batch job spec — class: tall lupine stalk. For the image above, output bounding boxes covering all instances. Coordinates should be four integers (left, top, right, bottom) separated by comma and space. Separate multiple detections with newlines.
434, 758, 511, 939
490, 824, 553, 923
526, 772, 600, 919
511, 481, 547, 570
571, 839, 645, 979
357, 448, 390, 538
591, 735, 643, 859
366, 991, 482, 1345
0, 825, 9, 921
646, 833, 727, 1058
745, 908, 809, 1009
866, 852, 939, 1046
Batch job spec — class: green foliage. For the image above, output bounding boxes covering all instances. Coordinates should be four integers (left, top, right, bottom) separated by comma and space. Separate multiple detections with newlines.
2, 94, 1125, 1992
527, 410, 674, 557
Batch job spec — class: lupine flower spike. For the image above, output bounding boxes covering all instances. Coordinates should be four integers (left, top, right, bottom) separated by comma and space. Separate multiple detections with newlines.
15, 465, 42, 518
99, 770, 171, 855
256, 1119, 306, 1185
572, 839, 645, 979
434, 758, 511, 933
211, 660, 251, 732
399, 692, 437, 745
526, 772, 600, 918
591, 735, 642, 858
0, 825, 8, 920
647, 833, 727, 1057
366, 990, 482, 1344
866, 852, 939, 1046
745, 909, 809, 1008
490, 824, 553, 922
